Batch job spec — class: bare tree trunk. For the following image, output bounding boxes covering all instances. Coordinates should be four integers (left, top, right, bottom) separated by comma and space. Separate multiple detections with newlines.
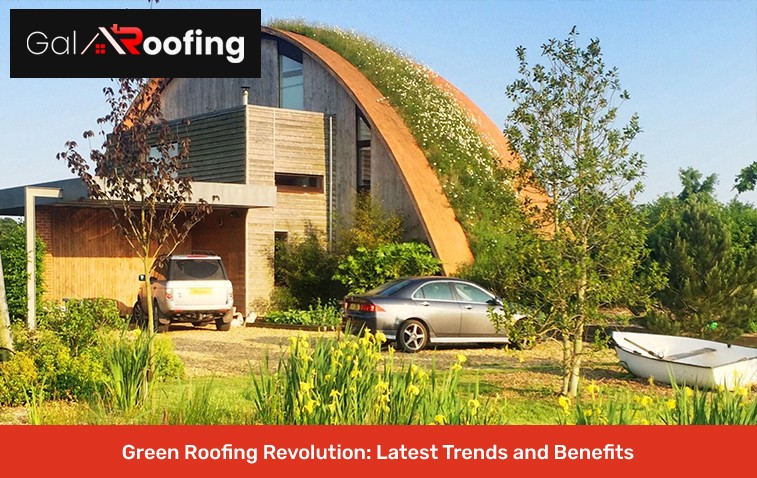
0, 253, 14, 361
560, 331, 571, 395
568, 322, 585, 396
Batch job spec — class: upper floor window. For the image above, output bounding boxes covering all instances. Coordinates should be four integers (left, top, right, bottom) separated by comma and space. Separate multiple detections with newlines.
279, 45, 303, 110
357, 111, 371, 191
275, 173, 323, 193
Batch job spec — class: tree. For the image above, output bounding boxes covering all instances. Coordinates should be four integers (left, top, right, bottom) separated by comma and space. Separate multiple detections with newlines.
734, 161, 757, 193
57, 78, 209, 336
504, 28, 660, 397
645, 169, 757, 340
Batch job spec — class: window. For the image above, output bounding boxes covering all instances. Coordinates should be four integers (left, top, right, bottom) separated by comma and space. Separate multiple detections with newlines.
279, 44, 303, 110
357, 110, 371, 191
275, 173, 324, 193
452, 282, 494, 303
414, 282, 454, 301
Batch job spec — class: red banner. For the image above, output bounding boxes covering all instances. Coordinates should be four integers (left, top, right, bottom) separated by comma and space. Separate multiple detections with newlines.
1, 425, 752, 476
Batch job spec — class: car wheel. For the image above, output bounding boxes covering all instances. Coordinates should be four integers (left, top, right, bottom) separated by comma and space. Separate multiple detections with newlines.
215, 318, 231, 332
131, 300, 144, 327
152, 301, 168, 333
397, 319, 428, 353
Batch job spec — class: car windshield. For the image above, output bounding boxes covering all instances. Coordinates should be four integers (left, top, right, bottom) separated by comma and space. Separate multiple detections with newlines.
365, 279, 412, 296
169, 259, 227, 280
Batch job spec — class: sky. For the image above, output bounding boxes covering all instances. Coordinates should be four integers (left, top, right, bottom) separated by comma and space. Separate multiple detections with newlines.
1, 0, 756, 206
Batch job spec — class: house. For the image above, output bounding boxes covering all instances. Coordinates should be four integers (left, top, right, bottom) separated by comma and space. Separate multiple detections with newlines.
0, 26, 547, 318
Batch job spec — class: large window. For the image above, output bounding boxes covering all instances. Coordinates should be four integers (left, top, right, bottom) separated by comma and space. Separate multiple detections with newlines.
279, 43, 303, 110
357, 110, 371, 191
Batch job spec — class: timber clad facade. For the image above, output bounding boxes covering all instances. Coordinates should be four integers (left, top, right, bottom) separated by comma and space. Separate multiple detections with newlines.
2, 26, 531, 319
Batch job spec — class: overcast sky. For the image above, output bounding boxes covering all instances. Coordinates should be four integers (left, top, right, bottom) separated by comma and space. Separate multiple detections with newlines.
2, 0, 756, 206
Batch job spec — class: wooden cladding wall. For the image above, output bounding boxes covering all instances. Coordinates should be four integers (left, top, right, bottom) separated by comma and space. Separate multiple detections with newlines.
41, 206, 189, 314
190, 209, 247, 315
168, 107, 247, 184
246, 105, 329, 239
160, 39, 279, 120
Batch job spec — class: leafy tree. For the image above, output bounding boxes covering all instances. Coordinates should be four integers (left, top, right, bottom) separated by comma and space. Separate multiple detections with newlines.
645, 169, 757, 339
504, 28, 660, 397
734, 161, 757, 193
57, 78, 210, 338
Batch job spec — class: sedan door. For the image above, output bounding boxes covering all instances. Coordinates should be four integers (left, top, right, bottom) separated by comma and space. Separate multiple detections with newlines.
410, 281, 461, 337
452, 282, 503, 337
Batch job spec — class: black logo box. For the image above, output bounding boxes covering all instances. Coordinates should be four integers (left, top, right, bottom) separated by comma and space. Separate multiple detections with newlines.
10, 9, 261, 78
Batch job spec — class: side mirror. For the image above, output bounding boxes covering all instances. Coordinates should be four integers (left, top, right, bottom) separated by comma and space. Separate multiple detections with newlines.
487, 297, 504, 306
138, 274, 146, 282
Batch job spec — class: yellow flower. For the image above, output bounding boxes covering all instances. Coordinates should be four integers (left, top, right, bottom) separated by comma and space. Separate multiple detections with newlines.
406, 384, 420, 396
375, 380, 389, 393
467, 398, 480, 410
586, 383, 599, 396
450, 363, 462, 372
456, 353, 467, 364
684, 387, 693, 398
640, 396, 653, 407
330, 389, 342, 400
666, 399, 676, 410
350, 369, 363, 378
375, 331, 387, 343
583, 409, 593, 418
647, 376, 655, 386
410, 364, 419, 376
434, 414, 446, 425
736, 386, 749, 398
302, 398, 318, 415
558, 396, 571, 413
299, 381, 312, 393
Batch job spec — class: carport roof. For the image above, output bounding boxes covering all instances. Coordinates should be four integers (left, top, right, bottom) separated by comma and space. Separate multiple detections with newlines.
0, 178, 276, 216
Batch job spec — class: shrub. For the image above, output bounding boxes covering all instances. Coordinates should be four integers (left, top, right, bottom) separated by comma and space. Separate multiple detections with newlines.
38, 298, 125, 355
153, 334, 185, 382
272, 225, 345, 308
264, 300, 342, 328
334, 191, 403, 255
0, 351, 39, 406
0, 220, 45, 322
334, 242, 441, 294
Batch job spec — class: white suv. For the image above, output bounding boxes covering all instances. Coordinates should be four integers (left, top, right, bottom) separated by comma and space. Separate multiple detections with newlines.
132, 253, 235, 332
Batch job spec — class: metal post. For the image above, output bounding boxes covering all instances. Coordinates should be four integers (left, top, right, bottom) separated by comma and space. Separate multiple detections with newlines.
24, 187, 61, 329
328, 115, 334, 248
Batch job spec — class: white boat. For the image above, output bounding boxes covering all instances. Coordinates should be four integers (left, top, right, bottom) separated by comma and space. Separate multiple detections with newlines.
610, 330, 757, 390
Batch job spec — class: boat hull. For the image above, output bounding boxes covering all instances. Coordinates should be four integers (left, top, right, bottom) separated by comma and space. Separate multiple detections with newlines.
611, 331, 757, 389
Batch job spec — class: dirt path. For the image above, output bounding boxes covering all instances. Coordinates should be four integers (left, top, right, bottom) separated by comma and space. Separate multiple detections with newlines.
167, 322, 643, 398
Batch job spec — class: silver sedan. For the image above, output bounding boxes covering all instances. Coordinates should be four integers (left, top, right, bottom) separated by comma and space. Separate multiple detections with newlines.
342, 277, 525, 352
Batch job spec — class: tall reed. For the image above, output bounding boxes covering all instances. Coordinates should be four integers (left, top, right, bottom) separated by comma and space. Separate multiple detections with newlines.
250, 330, 507, 424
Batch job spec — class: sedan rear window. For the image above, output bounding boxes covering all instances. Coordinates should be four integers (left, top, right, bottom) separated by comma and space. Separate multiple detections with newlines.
366, 279, 412, 296
169, 259, 227, 280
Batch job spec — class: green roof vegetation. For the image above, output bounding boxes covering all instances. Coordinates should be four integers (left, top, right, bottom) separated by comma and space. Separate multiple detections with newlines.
269, 21, 527, 265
